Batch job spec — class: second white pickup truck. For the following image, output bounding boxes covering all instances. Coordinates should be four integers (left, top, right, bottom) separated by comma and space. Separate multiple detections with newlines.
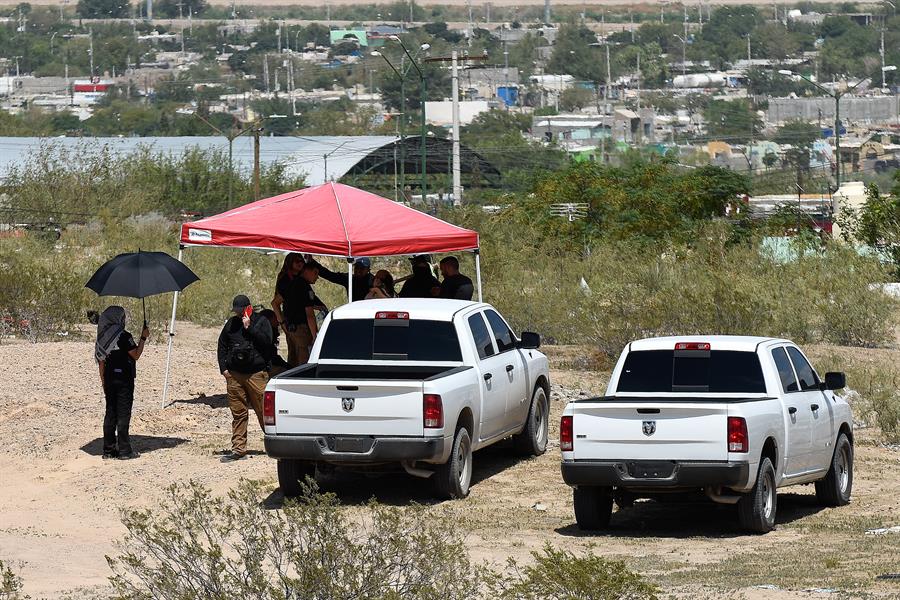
263, 299, 551, 499
561, 336, 853, 533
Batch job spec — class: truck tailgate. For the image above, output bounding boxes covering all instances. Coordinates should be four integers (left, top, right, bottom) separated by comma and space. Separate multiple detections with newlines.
571, 401, 728, 461
271, 378, 425, 437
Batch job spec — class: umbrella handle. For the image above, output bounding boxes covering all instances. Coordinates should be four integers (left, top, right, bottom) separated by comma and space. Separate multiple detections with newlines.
142, 297, 147, 328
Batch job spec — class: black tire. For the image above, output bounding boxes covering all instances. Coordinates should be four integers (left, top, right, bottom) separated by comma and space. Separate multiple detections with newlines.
513, 385, 550, 456
277, 459, 314, 498
434, 427, 473, 499
815, 433, 853, 507
573, 486, 613, 530
738, 457, 777, 534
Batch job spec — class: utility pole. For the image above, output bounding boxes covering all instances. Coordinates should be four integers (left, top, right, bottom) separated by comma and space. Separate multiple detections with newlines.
420, 51, 486, 205
88, 28, 94, 78
146, 0, 152, 20
451, 50, 461, 205
881, 26, 886, 89
253, 125, 261, 200
636, 51, 641, 112
747, 35, 751, 61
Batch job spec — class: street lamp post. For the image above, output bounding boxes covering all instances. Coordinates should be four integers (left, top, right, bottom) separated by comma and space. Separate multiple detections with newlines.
673, 34, 687, 79
375, 38, 431, 202
779, 70, 873, 189
371, 50, 407, 196
391, 36, 430, 202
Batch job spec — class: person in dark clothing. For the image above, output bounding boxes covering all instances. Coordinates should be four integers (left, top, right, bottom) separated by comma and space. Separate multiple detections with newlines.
439, 256, 475, 301
95, 306, 148, 460
317, 257, 375, 302
217, 295, 273, 462
399, 255, 441, 298
260, 309, 290, 376
272, 261, 320, 367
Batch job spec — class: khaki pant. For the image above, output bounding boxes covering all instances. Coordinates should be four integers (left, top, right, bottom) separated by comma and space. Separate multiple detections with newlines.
285, 324, 313, 367
226, 370, 268, 455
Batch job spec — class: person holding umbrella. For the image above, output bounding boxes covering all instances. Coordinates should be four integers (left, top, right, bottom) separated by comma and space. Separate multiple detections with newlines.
95, 306, 149, 460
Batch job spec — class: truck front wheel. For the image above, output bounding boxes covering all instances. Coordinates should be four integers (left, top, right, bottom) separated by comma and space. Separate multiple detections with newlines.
434, 427, 473, 500
277, 459, 314, 498
573, 486, 613, 530
738, 457, 777, 533
815, 433, 853, 507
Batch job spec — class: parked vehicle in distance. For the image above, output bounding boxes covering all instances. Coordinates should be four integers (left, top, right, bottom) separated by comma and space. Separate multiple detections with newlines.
264, 299, 551, 499
560, 336, 853, 533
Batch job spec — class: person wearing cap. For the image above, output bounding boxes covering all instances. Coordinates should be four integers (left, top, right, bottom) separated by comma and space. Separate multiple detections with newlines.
438, 256, 475, 301
316, 257, 375, 302
399, 255, 441, 298
216, 295, 273, 462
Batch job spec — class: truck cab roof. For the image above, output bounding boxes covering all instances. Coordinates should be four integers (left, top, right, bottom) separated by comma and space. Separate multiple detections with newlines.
629, 335, 791, 352
329, 298, 488, 322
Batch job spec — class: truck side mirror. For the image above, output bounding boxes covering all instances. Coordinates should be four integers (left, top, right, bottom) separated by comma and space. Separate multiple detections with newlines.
519, 331, 541, 349
823, 372, 846, 390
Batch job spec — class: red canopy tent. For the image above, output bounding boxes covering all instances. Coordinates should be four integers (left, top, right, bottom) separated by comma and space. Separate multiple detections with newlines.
162, 182, 481, 406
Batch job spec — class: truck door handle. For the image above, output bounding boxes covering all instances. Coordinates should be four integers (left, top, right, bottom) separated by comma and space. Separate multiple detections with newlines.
506, 364, 514, 372
483, 373, 492, 382
811, 403, 819, 411
788, 407, 797, 415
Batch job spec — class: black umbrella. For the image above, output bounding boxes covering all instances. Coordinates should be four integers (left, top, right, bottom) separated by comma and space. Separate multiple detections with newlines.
85, 251, 200, 325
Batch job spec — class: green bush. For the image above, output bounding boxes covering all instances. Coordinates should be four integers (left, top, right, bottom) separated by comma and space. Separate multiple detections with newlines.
467, 215, 899, 355
0, 560, 24, 600
491, 545, 659, 600
810, 349, 900, 443
108, 480, 658, 600
109, 479, 483, 600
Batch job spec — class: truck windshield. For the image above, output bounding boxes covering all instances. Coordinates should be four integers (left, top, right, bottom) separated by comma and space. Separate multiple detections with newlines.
616, 350, 766, 394
319, 319, 463, 362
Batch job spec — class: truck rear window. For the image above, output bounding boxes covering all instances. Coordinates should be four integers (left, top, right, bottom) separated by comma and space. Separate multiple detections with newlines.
617, 350, 766, 394
319, 319, 463, 362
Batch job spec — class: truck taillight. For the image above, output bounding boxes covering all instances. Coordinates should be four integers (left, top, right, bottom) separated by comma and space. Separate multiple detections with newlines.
728, 416, 748, 453
264, 391, 276, 426
424, 394, 443, 428
560, 416, 573, 451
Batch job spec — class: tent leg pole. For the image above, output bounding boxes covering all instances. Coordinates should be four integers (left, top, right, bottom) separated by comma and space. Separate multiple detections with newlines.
162, 247, 184, 408
347, 258, 354, 303
475, 250, 483, 303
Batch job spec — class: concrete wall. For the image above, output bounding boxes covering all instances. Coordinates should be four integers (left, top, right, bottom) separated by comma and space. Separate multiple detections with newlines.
766, 96, 900, 125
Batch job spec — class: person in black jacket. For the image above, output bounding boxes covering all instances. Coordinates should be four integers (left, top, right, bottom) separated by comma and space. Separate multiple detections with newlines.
217, 295, 273, 462
95, 306, 149, 460
316, 257, 375, 302
438, 256, 474, 300
398, 255, 441, 298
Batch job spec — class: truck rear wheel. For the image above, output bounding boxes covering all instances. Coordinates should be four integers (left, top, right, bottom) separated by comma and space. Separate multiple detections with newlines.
513, 386, 549, 456
573, 486, 613, 530
434, 427, 473, 500
738, 457, 777, 534
277, 459, 314, 498
815, 433, 853, 507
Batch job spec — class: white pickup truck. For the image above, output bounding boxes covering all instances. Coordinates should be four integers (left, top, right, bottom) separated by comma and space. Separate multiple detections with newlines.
560, 336, 853, 533
263, 299, 551, 499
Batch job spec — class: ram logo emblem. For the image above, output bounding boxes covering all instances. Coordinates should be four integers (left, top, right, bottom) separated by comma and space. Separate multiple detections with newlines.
642, 420, 656, 436
341, 397, 355, 412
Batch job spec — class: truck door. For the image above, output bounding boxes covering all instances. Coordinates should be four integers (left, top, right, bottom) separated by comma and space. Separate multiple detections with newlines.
484, 309, 529, 432
467, 312, 506, 442
787, 346, 835, 474
771, 346, 812, 476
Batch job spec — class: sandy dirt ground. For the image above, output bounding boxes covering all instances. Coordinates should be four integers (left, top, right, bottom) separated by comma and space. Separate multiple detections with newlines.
1, 326, 899, 599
